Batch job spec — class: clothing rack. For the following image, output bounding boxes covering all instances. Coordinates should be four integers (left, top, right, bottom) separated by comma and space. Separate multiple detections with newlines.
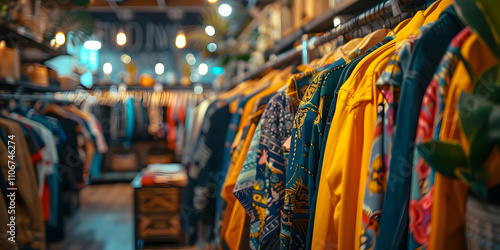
0, 92, 72, 103
0, 80, 64, 93
85, 84, 212, 92
234, 0, 415, 84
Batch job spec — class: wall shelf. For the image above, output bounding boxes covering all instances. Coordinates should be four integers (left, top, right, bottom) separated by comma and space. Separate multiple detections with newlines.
0, 22, 68, 63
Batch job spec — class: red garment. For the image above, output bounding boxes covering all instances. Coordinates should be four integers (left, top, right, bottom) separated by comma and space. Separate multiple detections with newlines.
41, 179, 51, 221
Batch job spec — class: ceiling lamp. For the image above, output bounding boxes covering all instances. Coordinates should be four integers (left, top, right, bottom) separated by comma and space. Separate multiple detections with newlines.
198, 63, 208, 75
55, 32, 65, 45
116, 32, 127, 46
205, 25, 216, 36
176, 32, 186, 49
103, 62, 112, 74
84, 40, 102, 50
218, 4, 232, 17
155, 63, 165, 75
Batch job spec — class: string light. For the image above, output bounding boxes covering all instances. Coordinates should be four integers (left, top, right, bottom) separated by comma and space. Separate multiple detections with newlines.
176, 32, 186, 49
218, 4, 232, 17
186, 53, 196, 65
155, 63, 165, 75
207, 43, 217, 52
84, 40, 102, 50
198, 63, 208, 75
116, 32, 127, 46
55, 32, 65, 45
205, 25, 216, 36
121, 54, 131, 64
103, 62, 112, 74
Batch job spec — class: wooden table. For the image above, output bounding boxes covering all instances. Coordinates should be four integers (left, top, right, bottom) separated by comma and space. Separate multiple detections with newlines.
131, 170, 186, 249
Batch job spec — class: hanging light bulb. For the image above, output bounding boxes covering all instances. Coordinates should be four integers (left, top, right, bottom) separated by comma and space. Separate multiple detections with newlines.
207, 0, 218, 3
155, 63, 165, 75
116, 31, 127, 46
121, 54, 131, 64
55, 32, 65, 45
198, 63, 208, 75
84, 40, 102, 50
176, 32, 186, 49
207, 43, 217, 52
185, 53, 196, 65
103, 62, 112, 74
205, 25, 216, 36
333, 17, 342, 28
218, 4, 232, 17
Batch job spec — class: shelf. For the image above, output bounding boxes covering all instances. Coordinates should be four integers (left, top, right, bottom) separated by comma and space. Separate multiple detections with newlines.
233, 46, 302, 84
266, 0, 381, 56
0, 22, 68, 63
0, 80, 63, 93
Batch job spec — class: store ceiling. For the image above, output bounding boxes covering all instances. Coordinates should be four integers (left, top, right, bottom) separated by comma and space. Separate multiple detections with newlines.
89, 0, 205, 7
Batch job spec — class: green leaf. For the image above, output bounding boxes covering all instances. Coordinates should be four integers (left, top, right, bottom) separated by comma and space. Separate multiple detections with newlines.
476, 0, 500, 57
458, 92, 492, 143
457, 168, 490, 199
417, 141, 468, 179
474, 65, 500, 103
489, 106, 500, 143
454, 0, 500, 58
469, 128, 494, 171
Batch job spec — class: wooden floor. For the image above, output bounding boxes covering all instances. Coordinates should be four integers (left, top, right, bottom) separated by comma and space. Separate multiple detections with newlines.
48, 183, 195, 250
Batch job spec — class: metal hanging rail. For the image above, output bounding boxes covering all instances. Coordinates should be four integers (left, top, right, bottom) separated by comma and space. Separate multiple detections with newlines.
85, 84, 210, 92
0, 92, 72, 104
233, 0, 415, 84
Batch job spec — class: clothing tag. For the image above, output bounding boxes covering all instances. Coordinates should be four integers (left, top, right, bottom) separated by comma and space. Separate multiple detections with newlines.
391, 0, 402, 17
283, 136, 291, 152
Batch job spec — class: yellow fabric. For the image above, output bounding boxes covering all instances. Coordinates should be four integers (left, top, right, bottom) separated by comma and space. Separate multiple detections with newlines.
311, 40, 393, 250
220, 74, 291, 249
422, 0, 454, 25
235, 70, 285, 137
353, 29, 391, 54
429, 32, 500, 250
322, 38, 363, 65
311, 10, 430, 249
218, 80, 254, 101
222, 124, 257, 249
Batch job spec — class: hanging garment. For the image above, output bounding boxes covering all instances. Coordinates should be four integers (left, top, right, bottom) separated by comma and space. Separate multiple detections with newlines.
282, 57, 349, 249
233, 92, 278, 249
359, 14, 442, 250
181, 100, 232, 245
376, 7, 465, 250
251, 92, 295, 249
0, 118, 46, 249
428, 28, 500, 250
220, 72, 290, 249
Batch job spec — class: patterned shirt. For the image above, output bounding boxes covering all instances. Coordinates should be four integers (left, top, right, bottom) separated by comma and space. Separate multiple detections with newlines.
359, 23, 434, 250
250, 92, 294, 249
281, 57, 347, 249
233, 93, 277, 226
376, 7, 464, 250
408, 28, 466, 250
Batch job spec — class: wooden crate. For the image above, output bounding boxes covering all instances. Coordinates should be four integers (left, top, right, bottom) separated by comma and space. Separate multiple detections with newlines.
132, 172, 186, 247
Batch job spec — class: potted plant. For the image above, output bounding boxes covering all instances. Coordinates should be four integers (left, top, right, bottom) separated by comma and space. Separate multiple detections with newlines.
417, 1, 500, 248
417, 63, 500, 249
